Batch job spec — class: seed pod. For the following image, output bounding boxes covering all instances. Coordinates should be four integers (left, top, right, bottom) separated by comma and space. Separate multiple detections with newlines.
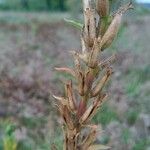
89, 9, 96, 47
83, 8, 96, 48
96, 0, 109, 17
88, 37, 101, 68
87, 94, 108, 121
65, 80, 76, 112
91, 69, 112, 97
80, 94, 108, 124
77, 98, 87, 117
100, 13, 122, 50
63, 106, 74, 130
84, 70, 94, 93
79, 103, 94, 124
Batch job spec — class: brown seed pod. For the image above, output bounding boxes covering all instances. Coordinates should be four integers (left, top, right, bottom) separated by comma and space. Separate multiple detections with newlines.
87, 94, 108, 121
79, 103, 94, 124
88, 37, 101, 68
65, 80, 76, 112
96, 0, 109, 17
83, 8, 96, 48
77, 98, 87, 117
91, 69, 112, 97
100, 13, 122, 51
80, 94, 108, 124
63, 106, 74, 130
100, 2, 133, 50
84, 70, 94, 93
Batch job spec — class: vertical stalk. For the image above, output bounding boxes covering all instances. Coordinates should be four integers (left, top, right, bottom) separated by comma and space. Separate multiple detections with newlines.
53, 1, 133, 150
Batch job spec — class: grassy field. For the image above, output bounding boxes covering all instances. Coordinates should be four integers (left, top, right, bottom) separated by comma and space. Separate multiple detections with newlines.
0, 9, 149, 150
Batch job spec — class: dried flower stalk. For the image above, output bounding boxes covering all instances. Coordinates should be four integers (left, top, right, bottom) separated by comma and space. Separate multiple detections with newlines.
53, 1, 133, 150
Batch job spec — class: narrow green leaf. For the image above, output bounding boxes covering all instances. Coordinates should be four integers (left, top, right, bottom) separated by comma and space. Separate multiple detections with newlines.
64, 18, 83, 29
88, 144, 111, 150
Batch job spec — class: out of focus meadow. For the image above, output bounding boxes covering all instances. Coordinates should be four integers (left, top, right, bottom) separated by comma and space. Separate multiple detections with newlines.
0, 0, 149, 150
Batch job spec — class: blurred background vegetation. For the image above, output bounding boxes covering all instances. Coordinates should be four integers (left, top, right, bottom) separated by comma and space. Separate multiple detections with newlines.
0, 0, 67, 11
0, 0, 138, 11
0, 0, 149, 150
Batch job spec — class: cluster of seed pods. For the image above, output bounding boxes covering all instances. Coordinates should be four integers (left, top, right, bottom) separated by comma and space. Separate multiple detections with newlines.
53, 1, 133, 150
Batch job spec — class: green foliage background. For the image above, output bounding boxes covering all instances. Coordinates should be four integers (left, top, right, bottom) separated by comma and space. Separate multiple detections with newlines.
0, 0, 131, 11
0, 0, 68, 11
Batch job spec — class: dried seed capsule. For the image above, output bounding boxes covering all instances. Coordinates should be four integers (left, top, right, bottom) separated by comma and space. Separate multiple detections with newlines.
77, 99, 87, 117
87, 94, 108, 121
65, 80, 76, 112
100, 2, 133, 50
63, 106, 74, 130
80, 94, 108, 124
84, 70, 94, 93
91, 69, 112, 97
100, 13, 122, 50
96, 0, 109, 17
88, 37, 101, 68
83, 8, 96, 48
79, 104, 94, 124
